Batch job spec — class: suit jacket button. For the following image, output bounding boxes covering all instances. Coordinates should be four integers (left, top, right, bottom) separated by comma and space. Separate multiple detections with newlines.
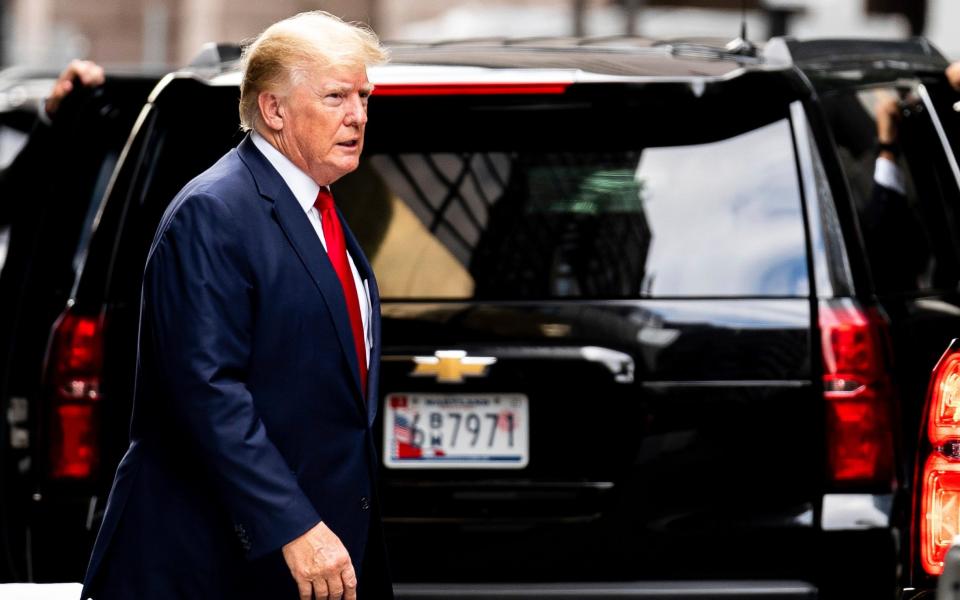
234, 523, 251, 551
360, 496, 370, 510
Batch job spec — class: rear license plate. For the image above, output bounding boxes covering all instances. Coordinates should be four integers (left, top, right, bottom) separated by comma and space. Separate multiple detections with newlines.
383, 393, 529, 469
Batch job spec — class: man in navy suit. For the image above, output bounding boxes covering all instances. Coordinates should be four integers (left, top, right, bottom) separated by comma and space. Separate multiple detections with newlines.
81, 12, 390, 600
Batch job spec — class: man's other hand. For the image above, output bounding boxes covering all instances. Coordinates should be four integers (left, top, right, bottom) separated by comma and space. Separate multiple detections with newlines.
282, 521, 358, 600
872, 93, 902, 163
44, 59, 105, 118
947, 61, 960, 93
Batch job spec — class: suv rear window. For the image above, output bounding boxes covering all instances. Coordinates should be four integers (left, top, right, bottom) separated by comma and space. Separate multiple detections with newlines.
338, 101, 807, 300
97, 80, 808, 304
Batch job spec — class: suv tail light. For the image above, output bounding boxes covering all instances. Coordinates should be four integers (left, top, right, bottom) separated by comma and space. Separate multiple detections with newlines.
44, 309, 104, 479
921, 341, 960, 575
819, 299, 895, 485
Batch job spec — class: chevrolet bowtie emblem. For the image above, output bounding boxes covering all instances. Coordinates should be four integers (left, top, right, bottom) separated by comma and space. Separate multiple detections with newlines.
411, 350, 496, 383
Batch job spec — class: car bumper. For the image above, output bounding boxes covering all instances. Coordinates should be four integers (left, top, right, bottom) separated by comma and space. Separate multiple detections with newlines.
394, 581, 818, 599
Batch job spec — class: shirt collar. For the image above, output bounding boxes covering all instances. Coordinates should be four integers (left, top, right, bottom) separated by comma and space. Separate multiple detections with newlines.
251, 131, 322, 214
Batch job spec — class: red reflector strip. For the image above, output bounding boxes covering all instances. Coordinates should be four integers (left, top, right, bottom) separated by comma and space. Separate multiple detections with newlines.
373, 83, 571, 96
50, 404, 96, 479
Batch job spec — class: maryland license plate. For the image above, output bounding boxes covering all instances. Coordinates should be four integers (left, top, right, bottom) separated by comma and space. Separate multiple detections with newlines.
383, 393, 529, 469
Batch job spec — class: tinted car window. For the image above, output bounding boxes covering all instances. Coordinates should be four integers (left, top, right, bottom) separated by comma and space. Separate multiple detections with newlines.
0, 116, 38, 273
0, 125, 28, 169
823, 85, 960, 294
338, 111, 807, 299
84, 82, 243, 309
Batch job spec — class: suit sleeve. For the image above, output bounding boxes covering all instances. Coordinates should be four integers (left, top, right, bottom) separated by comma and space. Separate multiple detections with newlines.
862, 181, 929, 293
144, 190, 320, 559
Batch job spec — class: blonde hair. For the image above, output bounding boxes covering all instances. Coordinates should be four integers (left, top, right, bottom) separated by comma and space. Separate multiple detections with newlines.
239, 11, 388, 132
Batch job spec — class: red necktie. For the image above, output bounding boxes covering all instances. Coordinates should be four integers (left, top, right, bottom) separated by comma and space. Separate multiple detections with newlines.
314, 188, 367, 399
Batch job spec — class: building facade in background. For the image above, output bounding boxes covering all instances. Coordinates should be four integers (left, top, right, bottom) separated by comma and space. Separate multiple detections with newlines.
3, 0, 957, 71
5, 0, 377, 68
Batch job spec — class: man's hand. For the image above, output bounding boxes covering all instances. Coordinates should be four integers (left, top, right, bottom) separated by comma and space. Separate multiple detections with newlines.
947, 61, 960, 93
874, 94, 902, 162
44, 59, 105, 118
282, 521, 358, 600
875, 95, 900, 145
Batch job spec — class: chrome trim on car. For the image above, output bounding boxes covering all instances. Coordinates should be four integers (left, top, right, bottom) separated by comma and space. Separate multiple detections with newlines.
821, 493, 893, 531
385, 346, 634, 384
918, 83, 960, 192
385, 480, 614, 489
407, 350, 497, 383
382, 514, 602, 525
640, 380, 809, 389
393, 581, 818, 599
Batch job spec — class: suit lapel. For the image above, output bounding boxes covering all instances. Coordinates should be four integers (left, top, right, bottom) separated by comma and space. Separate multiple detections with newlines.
237, 135, 364, 403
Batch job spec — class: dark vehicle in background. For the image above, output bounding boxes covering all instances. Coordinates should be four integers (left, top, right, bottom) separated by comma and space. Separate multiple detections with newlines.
0, 69, 58, 271
0, 69, 57, 170
0, 71, 159, 581
787, 39, 960, 596
4, 37, 960, 598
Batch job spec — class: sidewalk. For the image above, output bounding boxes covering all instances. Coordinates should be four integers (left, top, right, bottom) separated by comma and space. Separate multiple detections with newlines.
0, 584, 81, 599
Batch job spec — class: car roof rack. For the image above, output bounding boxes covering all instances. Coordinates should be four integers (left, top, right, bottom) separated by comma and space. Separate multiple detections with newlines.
181, 36, 765, 80
181, 35, 949, 85
188, 42, 243, 70
765, 37, 948, 73
184, 36, 947, 74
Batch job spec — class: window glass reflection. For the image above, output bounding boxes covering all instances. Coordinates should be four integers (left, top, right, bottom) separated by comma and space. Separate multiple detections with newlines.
336, 118, 806, 299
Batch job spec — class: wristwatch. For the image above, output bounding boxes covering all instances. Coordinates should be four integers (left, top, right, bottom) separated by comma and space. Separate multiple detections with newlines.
878, 141, 900, 158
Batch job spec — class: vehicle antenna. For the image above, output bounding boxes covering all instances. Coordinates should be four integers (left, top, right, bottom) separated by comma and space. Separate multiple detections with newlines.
725, 0, 756, 56
740, 0, 748, 43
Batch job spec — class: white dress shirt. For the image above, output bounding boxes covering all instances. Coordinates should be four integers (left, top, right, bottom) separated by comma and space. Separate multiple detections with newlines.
252, 132, 371, 367
874, 156, 907, 196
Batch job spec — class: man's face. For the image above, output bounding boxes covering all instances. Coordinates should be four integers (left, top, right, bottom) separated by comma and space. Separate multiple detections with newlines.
277, 64, 372, 186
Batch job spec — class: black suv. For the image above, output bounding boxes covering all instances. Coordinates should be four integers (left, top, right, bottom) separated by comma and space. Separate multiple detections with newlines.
4, 38, 960, 598
0, 71, 159, 581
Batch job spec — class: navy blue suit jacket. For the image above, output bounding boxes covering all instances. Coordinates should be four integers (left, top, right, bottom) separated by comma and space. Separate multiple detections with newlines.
81, 134, 384, 598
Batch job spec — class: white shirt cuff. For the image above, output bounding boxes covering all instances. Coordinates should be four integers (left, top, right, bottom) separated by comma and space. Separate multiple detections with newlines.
874, 157, 906, 196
